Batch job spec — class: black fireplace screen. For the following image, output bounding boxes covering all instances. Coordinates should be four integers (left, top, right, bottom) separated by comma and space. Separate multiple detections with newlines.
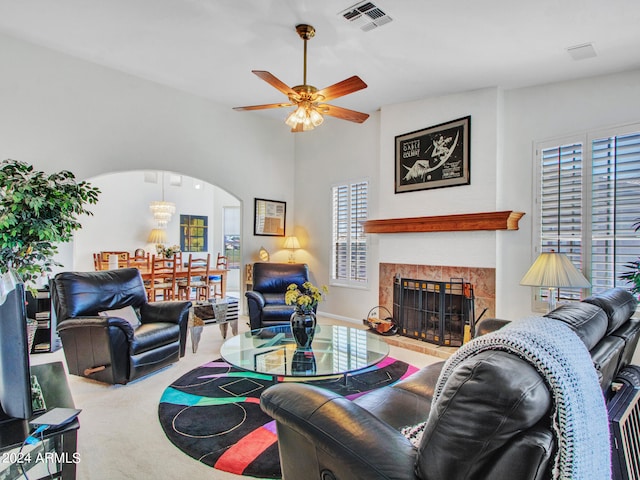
393, 276, 475, 347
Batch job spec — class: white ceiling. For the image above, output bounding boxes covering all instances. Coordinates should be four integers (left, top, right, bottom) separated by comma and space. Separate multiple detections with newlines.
1, 0, 639, 123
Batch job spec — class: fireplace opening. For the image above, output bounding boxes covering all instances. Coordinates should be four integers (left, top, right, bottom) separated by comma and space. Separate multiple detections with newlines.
393, 276, 475, 347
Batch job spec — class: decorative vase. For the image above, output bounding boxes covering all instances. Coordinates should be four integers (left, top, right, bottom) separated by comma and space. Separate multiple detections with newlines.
290, 310, 316, 349
190, 325, 203, 353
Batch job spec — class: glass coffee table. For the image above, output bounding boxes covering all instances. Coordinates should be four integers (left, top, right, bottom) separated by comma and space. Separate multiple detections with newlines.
220, 324, 390, 381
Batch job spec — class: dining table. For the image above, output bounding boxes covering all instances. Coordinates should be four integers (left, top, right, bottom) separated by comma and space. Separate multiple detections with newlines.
136, 265, 228, 299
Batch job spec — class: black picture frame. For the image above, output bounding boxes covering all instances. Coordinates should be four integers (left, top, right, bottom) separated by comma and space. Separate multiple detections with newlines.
395, 116, 471, 193
254, 198, 286, 237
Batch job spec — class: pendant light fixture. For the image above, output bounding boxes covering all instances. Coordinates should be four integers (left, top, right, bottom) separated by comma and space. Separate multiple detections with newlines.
149, 171, 175, 228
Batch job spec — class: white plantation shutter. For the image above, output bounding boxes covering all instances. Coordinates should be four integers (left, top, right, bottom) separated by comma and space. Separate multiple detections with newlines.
535, 123, 640, 305
590, 131, 640, 292
332, 180, 368, 285
539, 143, 584, 301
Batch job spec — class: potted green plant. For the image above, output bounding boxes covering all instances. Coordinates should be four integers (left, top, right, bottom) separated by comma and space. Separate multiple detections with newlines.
620, 218, 640, 296
0, 159, 100, 290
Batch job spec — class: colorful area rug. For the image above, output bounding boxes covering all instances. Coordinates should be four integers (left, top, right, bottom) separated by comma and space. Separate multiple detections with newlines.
158, 357, 417, 478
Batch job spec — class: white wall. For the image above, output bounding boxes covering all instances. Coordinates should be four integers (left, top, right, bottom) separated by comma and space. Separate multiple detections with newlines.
2, 31, 640, 323
500, 69, 640, 318
295, 72, 640, 323
294, 114, 382, 321
378, 87, 501, 269
0, 32, 295, 289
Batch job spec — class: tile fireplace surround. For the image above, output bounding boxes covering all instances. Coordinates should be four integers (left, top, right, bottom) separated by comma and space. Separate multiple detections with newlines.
378, 262, 496, 358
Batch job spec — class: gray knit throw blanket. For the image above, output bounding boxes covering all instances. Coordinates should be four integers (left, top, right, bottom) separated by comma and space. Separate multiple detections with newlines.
403, 316, 611, 480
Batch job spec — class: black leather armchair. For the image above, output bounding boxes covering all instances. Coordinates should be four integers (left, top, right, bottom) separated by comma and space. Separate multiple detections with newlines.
245, 262, 311, 330
52, 268, 191, 385
260, 288, 640, 480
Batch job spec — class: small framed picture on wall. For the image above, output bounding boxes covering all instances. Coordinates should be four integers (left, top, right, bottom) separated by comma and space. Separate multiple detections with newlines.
254, 198, 286, 236
395, 116, 471, 193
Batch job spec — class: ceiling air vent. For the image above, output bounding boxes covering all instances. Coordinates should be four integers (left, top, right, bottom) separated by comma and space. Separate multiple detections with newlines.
338, 1, 393, 32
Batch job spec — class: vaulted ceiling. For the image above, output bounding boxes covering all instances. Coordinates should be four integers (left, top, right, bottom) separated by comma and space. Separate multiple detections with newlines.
1, 0, 639, 122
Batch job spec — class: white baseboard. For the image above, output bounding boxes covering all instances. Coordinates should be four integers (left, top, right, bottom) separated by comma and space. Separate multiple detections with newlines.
316, 310, 361, 326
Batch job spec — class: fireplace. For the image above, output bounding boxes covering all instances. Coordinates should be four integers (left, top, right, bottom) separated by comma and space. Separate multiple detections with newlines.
393, 276, 475, 346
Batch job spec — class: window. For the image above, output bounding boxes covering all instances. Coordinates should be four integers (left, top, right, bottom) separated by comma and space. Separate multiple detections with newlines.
535, 123, 640, 304
331, 180, 368, 286
223, 207, 241, 269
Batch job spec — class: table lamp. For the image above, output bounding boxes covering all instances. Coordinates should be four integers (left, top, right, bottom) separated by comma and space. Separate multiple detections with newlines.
147, 228, 167, 245
520, 250, 591, 312
283, 236, 301, 263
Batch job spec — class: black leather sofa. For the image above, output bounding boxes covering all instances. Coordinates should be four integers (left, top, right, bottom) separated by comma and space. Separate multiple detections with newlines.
260, 288, 639, 479
245, 262, 311, 330
52, 268, 191, 385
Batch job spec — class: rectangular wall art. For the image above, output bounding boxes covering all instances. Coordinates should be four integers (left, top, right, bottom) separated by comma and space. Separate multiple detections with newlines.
254, 198, 286, 236
395, 116, 471, 193
180, 215, 208, 252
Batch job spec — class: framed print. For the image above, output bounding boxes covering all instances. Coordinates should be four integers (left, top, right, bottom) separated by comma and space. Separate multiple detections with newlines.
180, 215, 208, 252
254, 198, 286, 236
395, 116, 470, 193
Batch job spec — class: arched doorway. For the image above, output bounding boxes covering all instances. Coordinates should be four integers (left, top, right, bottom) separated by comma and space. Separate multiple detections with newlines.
72, 170, 242, 294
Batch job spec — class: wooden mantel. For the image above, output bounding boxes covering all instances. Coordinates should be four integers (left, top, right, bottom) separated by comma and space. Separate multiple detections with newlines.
363, 211, 525, 234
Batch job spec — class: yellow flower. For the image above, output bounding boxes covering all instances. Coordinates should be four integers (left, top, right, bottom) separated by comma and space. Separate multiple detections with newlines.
285, 281, 328, 313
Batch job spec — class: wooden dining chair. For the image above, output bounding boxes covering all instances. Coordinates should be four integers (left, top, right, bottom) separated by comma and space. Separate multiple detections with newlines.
146, 255, 177, 302
130, 252, 151, 270
177, 253, 211, 301
100, 251, 130, 268
209, 253, 227, 299
93, 253, 104, 271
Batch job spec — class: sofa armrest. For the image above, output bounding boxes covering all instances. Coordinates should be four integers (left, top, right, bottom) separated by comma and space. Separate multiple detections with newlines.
475, 318, 511, 337
140, 301, 191, 325
245, 291, 266, 329
141, 301, 191, 357
57, 315, 134, 335
393, 360, 445, 399
245, 290, 266, 308
260, 383, 417, 480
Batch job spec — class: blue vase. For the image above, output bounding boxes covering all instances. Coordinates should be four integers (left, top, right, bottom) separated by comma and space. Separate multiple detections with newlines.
290, 310, 316, 349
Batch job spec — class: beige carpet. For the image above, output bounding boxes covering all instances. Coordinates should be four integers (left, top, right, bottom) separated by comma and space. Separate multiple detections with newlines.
31, 316, 440, 479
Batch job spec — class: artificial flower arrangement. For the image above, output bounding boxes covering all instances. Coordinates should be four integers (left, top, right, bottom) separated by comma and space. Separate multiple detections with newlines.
285, 281, 328, 314
156, 244, 181, 258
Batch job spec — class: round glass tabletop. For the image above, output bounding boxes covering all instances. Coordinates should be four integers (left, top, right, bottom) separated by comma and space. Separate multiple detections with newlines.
220, 324, 390, 379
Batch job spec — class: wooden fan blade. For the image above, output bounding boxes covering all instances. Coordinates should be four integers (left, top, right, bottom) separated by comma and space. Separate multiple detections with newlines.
252, 70, 298, 97
315, 76, 367, 102
318, 104, 369, 123
233, 102, 293, 111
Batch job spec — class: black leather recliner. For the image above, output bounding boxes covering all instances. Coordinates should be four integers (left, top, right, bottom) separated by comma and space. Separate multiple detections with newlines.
260, 288, 640, 479
245, 262, 312, 330
52, 268, 191, 385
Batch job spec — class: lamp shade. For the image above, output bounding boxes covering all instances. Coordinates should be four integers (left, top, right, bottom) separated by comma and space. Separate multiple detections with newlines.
147, 228, 167, 244
520, 252, 591, 288
283, 236, 301, 249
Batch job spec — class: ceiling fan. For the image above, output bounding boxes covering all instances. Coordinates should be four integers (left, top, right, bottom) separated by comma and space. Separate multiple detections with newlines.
233, 24, 369, 132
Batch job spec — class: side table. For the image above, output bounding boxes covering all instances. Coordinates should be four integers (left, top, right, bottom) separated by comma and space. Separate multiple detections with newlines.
189, 297, 239, 352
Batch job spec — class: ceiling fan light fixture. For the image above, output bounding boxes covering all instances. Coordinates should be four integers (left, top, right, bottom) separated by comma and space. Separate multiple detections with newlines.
309, 108, 324, 127
234, 24, 368, 131
285, 106, 304, 127
285, 104, 324, 131
302, 114, 315, 131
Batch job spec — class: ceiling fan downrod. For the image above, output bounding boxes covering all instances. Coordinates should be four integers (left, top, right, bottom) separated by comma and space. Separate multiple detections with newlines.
296, 24, 315, 87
